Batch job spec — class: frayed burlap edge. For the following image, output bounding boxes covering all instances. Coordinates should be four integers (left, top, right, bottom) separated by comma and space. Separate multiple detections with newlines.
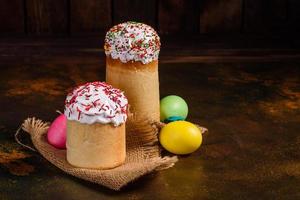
17, 117, 207, 190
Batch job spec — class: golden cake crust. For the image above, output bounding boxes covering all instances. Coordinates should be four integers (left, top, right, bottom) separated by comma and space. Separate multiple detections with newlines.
106, 56, 158, 72
66, 120, 126, 169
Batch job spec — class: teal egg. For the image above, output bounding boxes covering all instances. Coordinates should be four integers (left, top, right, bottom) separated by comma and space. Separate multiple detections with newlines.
160, 95, 188, 122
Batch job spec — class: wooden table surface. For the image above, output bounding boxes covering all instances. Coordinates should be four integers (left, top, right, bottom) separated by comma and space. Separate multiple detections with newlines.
0, 37, 300, 199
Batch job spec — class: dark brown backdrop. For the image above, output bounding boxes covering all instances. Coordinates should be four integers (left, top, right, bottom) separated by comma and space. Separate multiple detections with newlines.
0, 0, 299, 36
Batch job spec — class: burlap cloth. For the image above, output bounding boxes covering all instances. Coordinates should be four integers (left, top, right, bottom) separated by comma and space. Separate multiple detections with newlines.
16, 117, 207, 190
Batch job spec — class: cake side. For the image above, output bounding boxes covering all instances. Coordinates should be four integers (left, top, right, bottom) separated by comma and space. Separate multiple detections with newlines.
106, 60, 160, 124
66, 120, 126, 169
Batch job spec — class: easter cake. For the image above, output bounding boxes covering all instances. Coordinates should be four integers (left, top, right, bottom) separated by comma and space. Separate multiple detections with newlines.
105, 21, 161, 127
64, 81, 128, 169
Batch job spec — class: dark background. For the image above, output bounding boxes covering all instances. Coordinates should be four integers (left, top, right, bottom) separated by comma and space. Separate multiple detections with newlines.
1, 0, 299, 37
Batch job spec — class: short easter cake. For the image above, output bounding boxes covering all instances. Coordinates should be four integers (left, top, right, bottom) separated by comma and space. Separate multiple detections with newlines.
64, 81, 128, 169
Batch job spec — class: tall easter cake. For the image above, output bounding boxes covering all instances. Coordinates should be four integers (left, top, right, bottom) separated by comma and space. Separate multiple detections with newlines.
105, 21, 161, 127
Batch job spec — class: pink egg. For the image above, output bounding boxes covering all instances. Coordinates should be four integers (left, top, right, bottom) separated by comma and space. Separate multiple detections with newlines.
47, 114, 67, 149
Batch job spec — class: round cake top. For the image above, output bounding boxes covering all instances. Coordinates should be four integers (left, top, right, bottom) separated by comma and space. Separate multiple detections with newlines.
64, 81, 128, 126
104, 21, 161, 64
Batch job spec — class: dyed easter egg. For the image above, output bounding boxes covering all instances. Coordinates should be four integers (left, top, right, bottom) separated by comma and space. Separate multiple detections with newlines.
160, 95, 188, 122
47, 114, 67, 149
159, 121, 202, 155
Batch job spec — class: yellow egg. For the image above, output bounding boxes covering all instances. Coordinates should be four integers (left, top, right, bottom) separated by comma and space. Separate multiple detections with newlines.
159, 121, 202, 155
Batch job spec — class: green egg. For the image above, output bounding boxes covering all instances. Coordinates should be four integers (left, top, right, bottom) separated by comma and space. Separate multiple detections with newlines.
160, 95, 188, 122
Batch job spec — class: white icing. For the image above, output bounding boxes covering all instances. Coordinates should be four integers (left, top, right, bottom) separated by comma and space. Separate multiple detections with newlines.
104, 21, 161, 64
64, 82, 128, 126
